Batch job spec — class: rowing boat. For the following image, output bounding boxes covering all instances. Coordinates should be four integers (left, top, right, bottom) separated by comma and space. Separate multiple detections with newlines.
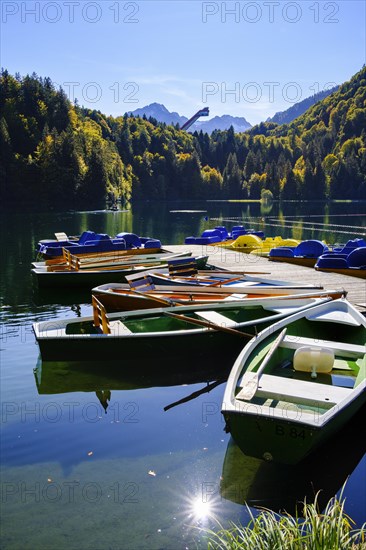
222, 298, 366, 464
147, 270, 324, 289
32, 296, 331, 362
32, 251, 191, 269
31, 254, 209, 289
92, 281, 344, 312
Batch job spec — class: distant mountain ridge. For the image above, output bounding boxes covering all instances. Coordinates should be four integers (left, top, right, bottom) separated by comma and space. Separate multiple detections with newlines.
127, 102, 188, 126
128, 103, 252, 133
267, 86, 339, 125
129, 88, 340, 133
191, 114, 252, 133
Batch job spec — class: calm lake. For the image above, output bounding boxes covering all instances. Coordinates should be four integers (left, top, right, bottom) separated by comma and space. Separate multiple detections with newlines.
1, 201, 365, 549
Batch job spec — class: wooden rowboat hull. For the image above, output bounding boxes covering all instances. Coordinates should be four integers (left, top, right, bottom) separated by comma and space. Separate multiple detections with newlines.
93, 285, 345, 313
32, 256, 210, 288
41, 247, 165, 263
31, 265, 166, 289
32, 249, 178, 268
148, 272, 323, 288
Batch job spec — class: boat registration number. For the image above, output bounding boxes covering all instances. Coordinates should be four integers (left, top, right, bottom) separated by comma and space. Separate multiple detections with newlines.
274, 424, 306, 439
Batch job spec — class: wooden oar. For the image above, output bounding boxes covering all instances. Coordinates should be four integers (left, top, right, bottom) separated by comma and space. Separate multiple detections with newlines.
129, 289, 177, 307
237, 328, 287, 401
164, 311, 254, 338
197, 270, 271, 275
155, 272, 222, 285
207, 276, 245, 287
164, 379, 224, 411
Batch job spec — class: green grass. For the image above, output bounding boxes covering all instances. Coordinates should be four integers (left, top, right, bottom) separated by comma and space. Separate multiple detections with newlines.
204, 490, 366, 549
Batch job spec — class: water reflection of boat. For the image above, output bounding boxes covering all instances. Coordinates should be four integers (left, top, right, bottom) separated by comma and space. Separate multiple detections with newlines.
32, 287, 91, 307
34, 355, 229, 404
220, 402, 366, 515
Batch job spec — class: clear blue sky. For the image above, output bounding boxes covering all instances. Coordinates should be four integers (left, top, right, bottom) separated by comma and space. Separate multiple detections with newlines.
1, 0, 365, 124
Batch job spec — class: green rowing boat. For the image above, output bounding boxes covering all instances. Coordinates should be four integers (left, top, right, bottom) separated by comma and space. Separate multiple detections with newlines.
33, 296, 330, 362
222, 298, 366, 464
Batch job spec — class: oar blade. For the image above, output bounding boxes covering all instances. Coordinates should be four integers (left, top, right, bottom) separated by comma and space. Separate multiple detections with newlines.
236, 373, 258, 401
235, 328, 288, 401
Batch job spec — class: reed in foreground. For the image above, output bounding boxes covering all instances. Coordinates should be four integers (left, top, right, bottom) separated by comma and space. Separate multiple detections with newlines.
205, 492, 366, 549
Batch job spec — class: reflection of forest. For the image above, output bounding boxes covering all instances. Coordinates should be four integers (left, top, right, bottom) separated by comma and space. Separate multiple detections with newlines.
34, 355, 229, 400
96, 390, 111, 413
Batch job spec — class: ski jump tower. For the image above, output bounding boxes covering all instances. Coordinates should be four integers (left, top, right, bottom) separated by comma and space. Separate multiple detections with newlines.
181, 107, 209, 131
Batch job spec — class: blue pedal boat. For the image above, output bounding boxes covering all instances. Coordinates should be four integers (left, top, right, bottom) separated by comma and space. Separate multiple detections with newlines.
315, 239, 366, 279
185, 225, 264, 245
269, 240, 329, 267
37, 231, 163, 260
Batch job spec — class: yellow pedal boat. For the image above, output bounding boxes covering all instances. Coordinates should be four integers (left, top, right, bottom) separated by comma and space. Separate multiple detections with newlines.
214, 234, 300, 255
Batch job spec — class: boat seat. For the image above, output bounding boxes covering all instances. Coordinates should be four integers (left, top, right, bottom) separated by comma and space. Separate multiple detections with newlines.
55, 232, 68, 241
168, 258, 198, 277
281, 335, 365, 358
248, 374, 352, 405
195, 310, 234, 326
92, 295, 132, 335
223, 293, 248, 301
128, 275, 155, 292
108, 320, 132, 335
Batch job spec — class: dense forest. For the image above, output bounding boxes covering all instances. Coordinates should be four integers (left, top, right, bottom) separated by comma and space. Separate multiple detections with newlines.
1, 67, 365, 208
267, 86, 339, 125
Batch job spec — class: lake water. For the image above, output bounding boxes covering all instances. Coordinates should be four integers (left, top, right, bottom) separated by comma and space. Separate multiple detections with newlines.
1, 201, 365, 549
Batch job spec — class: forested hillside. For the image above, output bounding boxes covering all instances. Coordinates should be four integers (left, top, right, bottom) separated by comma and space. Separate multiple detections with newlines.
1, 67, 365, 208
267, 86, 339, 125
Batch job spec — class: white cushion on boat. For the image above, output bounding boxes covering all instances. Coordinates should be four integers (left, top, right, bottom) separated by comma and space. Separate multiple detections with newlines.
228, 281, 258, 287
55, 232, 68, 241
108, 320, 132, 335
223, 293, 248, 301
294, 346, 334, 374
195, 311, 234, 325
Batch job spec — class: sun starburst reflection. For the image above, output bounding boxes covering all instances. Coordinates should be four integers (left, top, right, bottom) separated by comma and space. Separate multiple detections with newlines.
192, 497, 212, 520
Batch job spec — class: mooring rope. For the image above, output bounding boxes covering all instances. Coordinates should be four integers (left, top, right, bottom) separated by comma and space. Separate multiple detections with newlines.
209, 217, 366, 237
268, 218, 366, 231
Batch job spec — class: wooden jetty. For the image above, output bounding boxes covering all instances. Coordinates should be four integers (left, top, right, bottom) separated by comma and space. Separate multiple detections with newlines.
167, 244, 366, 313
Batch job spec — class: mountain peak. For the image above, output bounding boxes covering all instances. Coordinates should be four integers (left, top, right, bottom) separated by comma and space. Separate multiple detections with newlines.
127, 103, 187, 126
145, 102, 169, 113
127, 104, 252, 133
